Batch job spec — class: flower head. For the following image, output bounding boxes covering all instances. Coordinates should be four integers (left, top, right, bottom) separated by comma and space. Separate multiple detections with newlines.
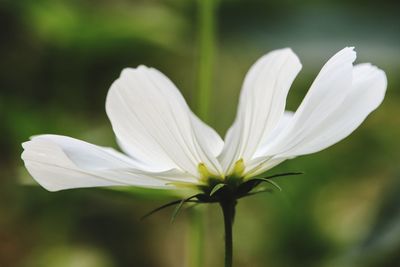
22, 47, 387, 200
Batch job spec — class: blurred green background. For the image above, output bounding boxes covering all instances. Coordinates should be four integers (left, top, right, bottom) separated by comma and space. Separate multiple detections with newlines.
1, 0, 399, 266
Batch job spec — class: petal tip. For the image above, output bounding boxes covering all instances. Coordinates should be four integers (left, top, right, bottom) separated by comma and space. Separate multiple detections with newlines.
342, 46, 357, 61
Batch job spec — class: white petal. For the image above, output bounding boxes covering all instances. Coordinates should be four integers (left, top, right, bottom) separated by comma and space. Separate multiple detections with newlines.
190, 111, 224, 157
264, 47, 357, 157
219, 48, 302, 173
245, 49, 387, 177
277, 63, 386, 156
253, 111, 294, 158
244, 111, 294, 177
21, 135, 198, 192
244, 156, 287, 178
106, 66, 223, 176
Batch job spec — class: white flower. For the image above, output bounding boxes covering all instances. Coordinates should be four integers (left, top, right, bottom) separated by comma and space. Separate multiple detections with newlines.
22, 47, 387, 193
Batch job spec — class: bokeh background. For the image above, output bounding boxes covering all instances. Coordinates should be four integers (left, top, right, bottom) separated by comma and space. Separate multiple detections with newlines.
1, 0, 399, 266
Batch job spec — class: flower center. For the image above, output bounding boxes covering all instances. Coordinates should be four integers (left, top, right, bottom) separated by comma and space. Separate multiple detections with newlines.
197, 159, 247, 196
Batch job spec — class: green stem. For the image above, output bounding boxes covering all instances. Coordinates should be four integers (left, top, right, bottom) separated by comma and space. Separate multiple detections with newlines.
187, 1, 218, 266
187, 208, 205, 267
220, 200, 236, 267
196, 0, 217, 121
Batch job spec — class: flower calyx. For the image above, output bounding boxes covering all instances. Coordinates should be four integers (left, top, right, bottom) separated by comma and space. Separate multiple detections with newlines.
141, 161, 303, 221
195, 160, 302, 205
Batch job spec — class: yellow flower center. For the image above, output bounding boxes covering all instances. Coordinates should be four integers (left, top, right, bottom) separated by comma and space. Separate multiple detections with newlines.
197, 159, 246, 193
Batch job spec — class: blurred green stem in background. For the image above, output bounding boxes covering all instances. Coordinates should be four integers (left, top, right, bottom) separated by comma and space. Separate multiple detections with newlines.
187, 206, 205, 267
187, 0, 218, 267
196, 0, 217, 121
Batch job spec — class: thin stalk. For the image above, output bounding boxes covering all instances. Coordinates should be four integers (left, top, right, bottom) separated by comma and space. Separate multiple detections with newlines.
187, 0, 218, 267
186, 208, 205, 267
220, 200, 236, 267
196, 0, 217, 121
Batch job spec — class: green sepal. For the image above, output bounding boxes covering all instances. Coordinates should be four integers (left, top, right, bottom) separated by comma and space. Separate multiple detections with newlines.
170, 199, 187, 223
210, 183, 226, 196
170, 194, 201, 223
261, 171, 303, 180
250, 178, 282, 191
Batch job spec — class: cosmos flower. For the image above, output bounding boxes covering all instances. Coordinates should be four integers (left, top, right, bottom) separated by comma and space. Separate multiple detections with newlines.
21, 47, 386, 197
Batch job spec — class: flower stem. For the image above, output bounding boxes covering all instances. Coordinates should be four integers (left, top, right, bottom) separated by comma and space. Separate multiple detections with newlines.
220, 199, 236, 267
187, 208, 205, 267
187, 1, 218, 266
196, 0, 217, 121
